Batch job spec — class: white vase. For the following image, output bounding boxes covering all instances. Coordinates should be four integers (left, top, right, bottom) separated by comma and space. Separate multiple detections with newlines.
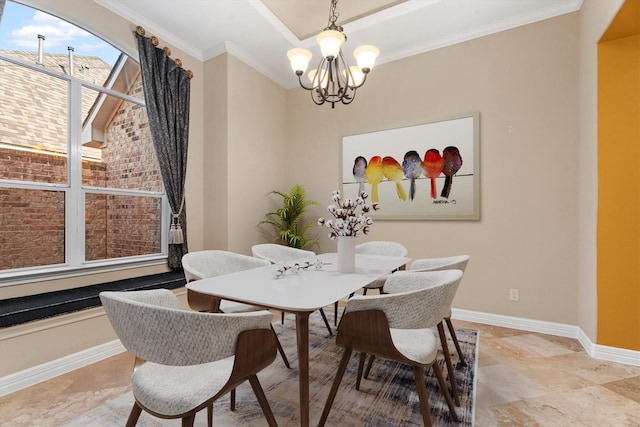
337, 236, 356, 273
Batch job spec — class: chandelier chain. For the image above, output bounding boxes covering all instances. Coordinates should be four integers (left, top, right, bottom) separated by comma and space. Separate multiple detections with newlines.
327, 0, 340, 28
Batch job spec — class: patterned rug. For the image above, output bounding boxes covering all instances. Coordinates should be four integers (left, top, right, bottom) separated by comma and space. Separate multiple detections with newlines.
62, 309, 478, 426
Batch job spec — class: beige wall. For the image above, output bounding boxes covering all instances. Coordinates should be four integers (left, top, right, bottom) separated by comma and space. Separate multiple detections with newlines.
226, 55, 289, 254
202, 54, 289, 253
287, 13, 581, 325
203, 54, 229, 250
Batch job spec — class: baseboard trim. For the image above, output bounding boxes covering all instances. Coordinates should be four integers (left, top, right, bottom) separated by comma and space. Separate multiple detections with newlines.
452, 308, 640, 367
0, 339, 125, 397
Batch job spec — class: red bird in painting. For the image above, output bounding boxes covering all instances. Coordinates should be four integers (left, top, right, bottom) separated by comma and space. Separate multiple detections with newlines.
423, 149, 444, 199
402, 150, 424, 201
441, 146, 463, 199
352, 156, 368, 195
382, 156, 407, 201
365, 156, 384, 203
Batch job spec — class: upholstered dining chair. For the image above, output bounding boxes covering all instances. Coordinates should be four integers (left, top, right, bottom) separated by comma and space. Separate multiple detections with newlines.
379, 268, 469, 407
318, 270, 463, 427
182, 250, 290, 411
355, 241, 409, 295
409, 254, 470, 366
99, 289, 278, 427
362, 258, 471, 406
251, 243, 334, 336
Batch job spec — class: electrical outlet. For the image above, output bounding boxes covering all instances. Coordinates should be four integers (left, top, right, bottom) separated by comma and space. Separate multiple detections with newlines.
510, 289, 519, 302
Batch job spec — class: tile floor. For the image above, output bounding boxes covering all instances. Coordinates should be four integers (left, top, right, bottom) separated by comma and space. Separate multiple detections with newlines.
1, 319, 639, 426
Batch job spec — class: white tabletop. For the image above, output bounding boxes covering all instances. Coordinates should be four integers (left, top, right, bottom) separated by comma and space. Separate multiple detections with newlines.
186, 253, 410, 312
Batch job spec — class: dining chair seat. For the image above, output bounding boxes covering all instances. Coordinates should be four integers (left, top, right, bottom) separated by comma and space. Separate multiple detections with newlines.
132, 356, 235, 417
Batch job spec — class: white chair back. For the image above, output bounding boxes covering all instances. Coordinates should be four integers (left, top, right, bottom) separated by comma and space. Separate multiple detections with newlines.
182, 250, 270, 282
251, 243, 315, 264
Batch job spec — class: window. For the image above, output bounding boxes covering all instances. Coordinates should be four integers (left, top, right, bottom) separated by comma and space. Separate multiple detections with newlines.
0, 1, 167, 280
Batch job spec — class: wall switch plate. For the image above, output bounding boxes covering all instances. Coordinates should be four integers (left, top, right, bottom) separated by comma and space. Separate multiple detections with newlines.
510, 289, 519, 301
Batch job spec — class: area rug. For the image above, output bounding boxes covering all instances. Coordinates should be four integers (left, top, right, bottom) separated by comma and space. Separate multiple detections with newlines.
62, 309, 478, 426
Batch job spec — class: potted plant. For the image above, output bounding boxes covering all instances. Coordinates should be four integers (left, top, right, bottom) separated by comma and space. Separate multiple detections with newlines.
259, 184, 319, 249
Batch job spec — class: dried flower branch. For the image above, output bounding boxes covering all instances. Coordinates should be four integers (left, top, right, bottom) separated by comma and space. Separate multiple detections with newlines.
318, 190, 379, 240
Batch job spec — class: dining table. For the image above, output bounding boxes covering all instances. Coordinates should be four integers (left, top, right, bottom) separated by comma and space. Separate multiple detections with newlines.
186, 251, 410, 427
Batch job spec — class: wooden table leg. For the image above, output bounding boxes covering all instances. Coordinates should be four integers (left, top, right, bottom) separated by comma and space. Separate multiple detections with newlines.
295, 312, 310, 427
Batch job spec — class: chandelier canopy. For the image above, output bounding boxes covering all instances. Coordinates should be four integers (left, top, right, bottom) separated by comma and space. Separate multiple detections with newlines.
287, 0, 380, 108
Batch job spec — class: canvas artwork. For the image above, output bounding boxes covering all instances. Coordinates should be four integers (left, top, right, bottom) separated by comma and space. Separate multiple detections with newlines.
341, 112, 480, 220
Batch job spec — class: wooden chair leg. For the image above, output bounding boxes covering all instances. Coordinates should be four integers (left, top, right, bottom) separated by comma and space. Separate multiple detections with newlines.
125, 402, 143, 427
437, 321, 460, 406
248, 375, 278, 427
271, 325, 291, 368
181, 413, 196, 427
318, 348, 353, 427
230, 388, 236, 411
363, 353, 376, 379
334, 301, 339, 326
207, 404, 213, 427
412, 366, 433, 427
356, 352, 367, 390
445, 316, 466, 366
281, 311, 285, 324
318, 308, 333, 336
431, 361, 459, 422
363, 288, 368, 295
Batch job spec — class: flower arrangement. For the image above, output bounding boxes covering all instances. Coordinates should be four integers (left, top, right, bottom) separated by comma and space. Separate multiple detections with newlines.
318, 190, 379, 240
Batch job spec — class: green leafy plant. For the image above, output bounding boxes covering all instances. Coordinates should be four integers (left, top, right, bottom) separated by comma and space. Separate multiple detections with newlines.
260, 184, 319, 249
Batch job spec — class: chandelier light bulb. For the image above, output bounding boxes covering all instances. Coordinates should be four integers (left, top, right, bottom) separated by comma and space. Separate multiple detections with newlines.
287, 48, 313, 74
354, 45, 380, 72
317, 29, 345, 59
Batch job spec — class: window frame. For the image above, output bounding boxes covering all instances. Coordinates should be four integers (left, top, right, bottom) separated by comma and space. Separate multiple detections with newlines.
0, 51, 170, 286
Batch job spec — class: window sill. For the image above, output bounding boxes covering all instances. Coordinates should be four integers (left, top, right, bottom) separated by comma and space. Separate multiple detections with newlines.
0, 256, 169, 288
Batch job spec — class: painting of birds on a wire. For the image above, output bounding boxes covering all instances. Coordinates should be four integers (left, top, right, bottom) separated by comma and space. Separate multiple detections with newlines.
341, 112, 479, 220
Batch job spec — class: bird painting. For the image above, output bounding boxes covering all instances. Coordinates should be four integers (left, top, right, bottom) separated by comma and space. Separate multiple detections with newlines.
365, 155, 384, 203
402, 150, 424, 201
382, 156, 407, 201
441, 146, 463, 198
423, 149, 444, 199
352, 156, 368, 195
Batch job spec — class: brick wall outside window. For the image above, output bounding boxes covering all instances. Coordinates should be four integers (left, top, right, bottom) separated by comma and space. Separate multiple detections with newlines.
0, 75, 163, 270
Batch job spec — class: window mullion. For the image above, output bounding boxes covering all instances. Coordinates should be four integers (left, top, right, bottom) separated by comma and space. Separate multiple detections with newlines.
66, 78, 85, 266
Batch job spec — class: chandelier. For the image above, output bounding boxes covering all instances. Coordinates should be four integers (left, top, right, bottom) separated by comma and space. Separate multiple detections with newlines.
287, 0, 380, 108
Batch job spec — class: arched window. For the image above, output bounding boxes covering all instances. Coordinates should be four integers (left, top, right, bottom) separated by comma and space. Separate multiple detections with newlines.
0, 1, 168, 280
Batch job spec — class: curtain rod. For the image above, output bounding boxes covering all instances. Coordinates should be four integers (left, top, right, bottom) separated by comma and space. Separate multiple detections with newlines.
134, 26, 194, 79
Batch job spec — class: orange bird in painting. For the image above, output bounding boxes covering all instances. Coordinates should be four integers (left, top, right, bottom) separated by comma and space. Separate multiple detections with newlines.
423, 149, 444, 199
365, 155, 384, 203
382, 156, 407, 201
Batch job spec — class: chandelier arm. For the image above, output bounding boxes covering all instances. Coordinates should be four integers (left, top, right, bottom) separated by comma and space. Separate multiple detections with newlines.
296, 73, 315, 91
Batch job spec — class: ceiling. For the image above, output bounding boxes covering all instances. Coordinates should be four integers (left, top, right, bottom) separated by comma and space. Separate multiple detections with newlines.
95, 0, 583, 88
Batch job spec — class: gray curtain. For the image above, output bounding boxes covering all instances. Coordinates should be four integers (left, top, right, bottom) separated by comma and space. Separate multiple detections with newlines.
0, 0, 5, 24
136, 33, 190, 269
